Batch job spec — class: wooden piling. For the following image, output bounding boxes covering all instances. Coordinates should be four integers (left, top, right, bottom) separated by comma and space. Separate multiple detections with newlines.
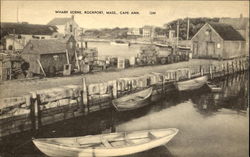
82, 77, 88, 113
236, 60, 239, 72
199, 65, 203, 76
227, 62, 230, 75
113, 80, 118, 99
188, 70, 191, 79
25, 95, 31, 108
80, 90, 84, 112
231, 61, 235, 74
209, 65, 213, 79
36, 94, 42, 129
175, 71, 179, 81
161, 75, 165, 94
30, 92, 40, 132
239, 60, 242, 72
201, 67, 204, 76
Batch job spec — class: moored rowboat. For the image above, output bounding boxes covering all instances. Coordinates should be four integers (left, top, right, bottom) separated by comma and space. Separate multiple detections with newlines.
175, 75, 208, 91
33, 128, 179, 157
112, 87, 153, 111
110, 40, 130, 46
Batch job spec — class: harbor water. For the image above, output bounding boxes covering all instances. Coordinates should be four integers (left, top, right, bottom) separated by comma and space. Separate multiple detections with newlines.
88, 41, 142, 58
0, 72, 248, 157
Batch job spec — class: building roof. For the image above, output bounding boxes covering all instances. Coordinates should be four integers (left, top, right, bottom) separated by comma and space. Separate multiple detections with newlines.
208, 22, 245, 41
219, 17, 249, 30
57, 34, 75, 43
47, 18, 72, 26
142, 25, 153, 29
22, 39, 66, 55
0, 22, 57, 37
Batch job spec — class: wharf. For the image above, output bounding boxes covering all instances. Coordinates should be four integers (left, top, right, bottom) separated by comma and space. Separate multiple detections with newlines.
0, 59, 225, 98
0, 58, 248, 139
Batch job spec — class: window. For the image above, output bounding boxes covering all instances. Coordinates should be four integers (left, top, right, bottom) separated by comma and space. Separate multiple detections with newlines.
41, 37, 45, 39
205, 28, 211, 36
17, 35, 22, 39
69, 42, 73, 48
30, 44, 33, 50
70, 25, 73, 32
8, 45, 13, 50
53, 55, 59, 61
217, 43, 221, 48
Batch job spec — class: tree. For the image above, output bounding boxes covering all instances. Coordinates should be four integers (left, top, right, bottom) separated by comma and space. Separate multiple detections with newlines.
163, 17, 220, 40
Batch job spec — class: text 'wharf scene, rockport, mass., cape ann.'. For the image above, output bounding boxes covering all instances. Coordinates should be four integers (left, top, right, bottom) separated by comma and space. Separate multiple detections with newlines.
0, 1, 249, 157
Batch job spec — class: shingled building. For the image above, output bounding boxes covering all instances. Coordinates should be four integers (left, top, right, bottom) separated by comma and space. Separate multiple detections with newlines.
191, 22, 245, 59
21, 35, 76, 75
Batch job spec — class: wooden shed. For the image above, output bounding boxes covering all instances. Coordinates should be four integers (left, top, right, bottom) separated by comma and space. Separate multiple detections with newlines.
191, 22, 245, 59
21, 39, 68, 75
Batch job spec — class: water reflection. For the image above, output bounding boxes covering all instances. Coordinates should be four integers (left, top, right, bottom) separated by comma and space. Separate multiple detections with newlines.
191, 73, 249, 115
0, 72, 248, 157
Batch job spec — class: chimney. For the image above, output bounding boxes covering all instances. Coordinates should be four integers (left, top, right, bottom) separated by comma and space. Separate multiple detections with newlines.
71, 15, 74, 20
240, 13, 243, 19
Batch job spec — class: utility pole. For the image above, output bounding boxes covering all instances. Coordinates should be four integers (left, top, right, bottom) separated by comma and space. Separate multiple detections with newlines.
13, 29, 15, 51
176, 20, 179, 47
187, 17, 190, 40
17, 7, 19, 23
81, 28, 83, 49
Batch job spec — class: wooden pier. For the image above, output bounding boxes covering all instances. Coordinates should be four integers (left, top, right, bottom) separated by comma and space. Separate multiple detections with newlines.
0, 57, 248, 139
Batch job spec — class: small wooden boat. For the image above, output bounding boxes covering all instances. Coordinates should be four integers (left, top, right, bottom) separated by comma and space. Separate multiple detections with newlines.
110, 40, 130, 46
175, 75, 208, 91
154, 42, 170, 48
112, 87, 153, 111
206, 82, 222, 92
33, 128, 178, 157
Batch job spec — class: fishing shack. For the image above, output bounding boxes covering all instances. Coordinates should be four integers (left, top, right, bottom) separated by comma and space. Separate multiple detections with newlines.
21, 36, 77, 76
191, 22, 245, 59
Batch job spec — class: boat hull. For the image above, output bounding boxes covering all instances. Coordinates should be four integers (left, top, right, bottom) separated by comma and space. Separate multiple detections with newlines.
33, 128, 178, 157
110, 41, 129, 46
206, 82, 222, 92
112, 87, 153, 111
175, 76, 208, 91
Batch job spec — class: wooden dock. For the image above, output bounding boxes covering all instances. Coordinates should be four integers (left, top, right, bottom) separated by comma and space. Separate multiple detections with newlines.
0, 57, 248, 139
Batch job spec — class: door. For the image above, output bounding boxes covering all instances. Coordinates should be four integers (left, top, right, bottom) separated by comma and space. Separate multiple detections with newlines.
193, 42, 198, 57
207, 42, 215, 58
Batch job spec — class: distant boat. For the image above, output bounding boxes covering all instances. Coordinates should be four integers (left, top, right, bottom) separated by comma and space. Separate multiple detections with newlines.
112, 87, 153, 111
110, 40, 130, 46
154, 42, 170, 48
33, 128, 178, 157
175, 75, 208, 91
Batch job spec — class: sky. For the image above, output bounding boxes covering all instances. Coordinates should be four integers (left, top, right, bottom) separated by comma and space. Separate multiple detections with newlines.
1, 1, 249, 29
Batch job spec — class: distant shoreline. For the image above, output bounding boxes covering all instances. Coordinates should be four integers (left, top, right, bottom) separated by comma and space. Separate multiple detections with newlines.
82, 38, 153, 45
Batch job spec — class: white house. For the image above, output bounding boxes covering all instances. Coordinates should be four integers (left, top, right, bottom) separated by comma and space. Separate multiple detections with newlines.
127, 28, 141, 36
48, 15, 79, 37
1, 22, 57, 50
142, 26, 155, 37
